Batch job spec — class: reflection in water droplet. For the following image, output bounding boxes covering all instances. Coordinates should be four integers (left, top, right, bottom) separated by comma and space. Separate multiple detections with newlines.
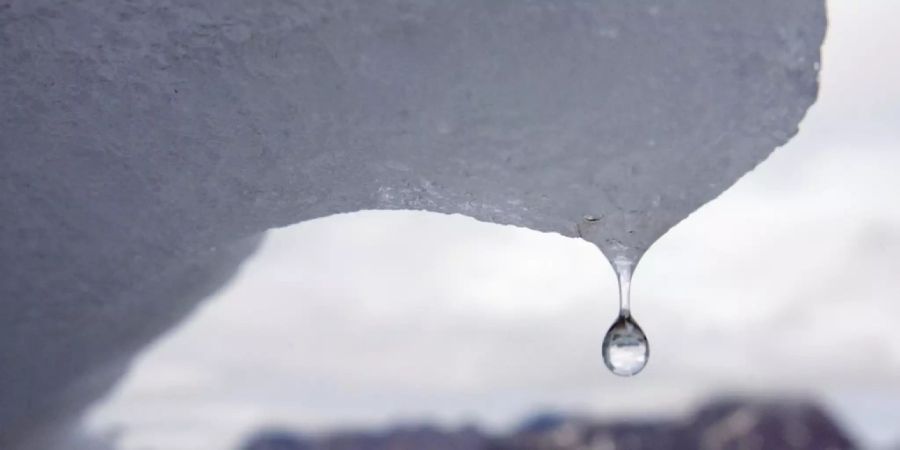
602, 314, 649, 376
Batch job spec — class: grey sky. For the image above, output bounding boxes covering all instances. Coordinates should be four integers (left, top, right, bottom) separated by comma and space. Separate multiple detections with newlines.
86, 1, 900, 449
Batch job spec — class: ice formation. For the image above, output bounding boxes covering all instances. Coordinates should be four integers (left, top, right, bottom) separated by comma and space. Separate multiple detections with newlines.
0, 1, 825, 447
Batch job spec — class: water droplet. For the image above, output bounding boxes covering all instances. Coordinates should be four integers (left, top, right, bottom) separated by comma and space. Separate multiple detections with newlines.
577, 215, 650, 376
602, 314, 649, 376
604, 256, 649, 376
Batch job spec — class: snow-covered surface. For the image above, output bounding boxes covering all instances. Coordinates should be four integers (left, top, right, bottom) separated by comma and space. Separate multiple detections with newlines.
0, 0, 824, 447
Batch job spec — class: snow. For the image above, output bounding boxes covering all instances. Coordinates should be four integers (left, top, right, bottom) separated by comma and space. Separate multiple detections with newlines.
0, 1, 824, 447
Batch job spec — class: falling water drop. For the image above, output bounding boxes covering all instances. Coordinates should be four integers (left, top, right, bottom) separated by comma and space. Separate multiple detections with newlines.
601, 259, 649, 376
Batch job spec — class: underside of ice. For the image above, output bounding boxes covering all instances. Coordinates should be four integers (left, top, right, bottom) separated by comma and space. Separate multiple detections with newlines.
0, 0, 825, 447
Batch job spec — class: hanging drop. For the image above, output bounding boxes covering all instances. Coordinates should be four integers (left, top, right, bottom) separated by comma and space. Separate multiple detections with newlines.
601, 258, 649, 376
577, 215, 650, 376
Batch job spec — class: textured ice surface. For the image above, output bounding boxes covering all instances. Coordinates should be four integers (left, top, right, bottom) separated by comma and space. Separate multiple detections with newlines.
0, 0, 824, 447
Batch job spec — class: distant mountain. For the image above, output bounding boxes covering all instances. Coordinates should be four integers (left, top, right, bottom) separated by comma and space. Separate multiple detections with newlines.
242, 425, 486, 450
241, 398, 856, 450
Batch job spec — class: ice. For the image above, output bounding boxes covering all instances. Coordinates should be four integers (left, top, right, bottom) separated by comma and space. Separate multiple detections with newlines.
0, 1, 825, 447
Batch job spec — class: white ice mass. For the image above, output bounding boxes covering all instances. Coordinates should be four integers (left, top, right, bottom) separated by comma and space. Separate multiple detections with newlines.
0, 1, 825, 447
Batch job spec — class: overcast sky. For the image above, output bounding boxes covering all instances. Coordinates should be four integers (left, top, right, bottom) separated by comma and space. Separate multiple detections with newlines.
86, 1, 900, 449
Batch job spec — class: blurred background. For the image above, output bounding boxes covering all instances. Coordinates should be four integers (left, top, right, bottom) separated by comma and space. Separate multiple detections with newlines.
83, 1, 900, 449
